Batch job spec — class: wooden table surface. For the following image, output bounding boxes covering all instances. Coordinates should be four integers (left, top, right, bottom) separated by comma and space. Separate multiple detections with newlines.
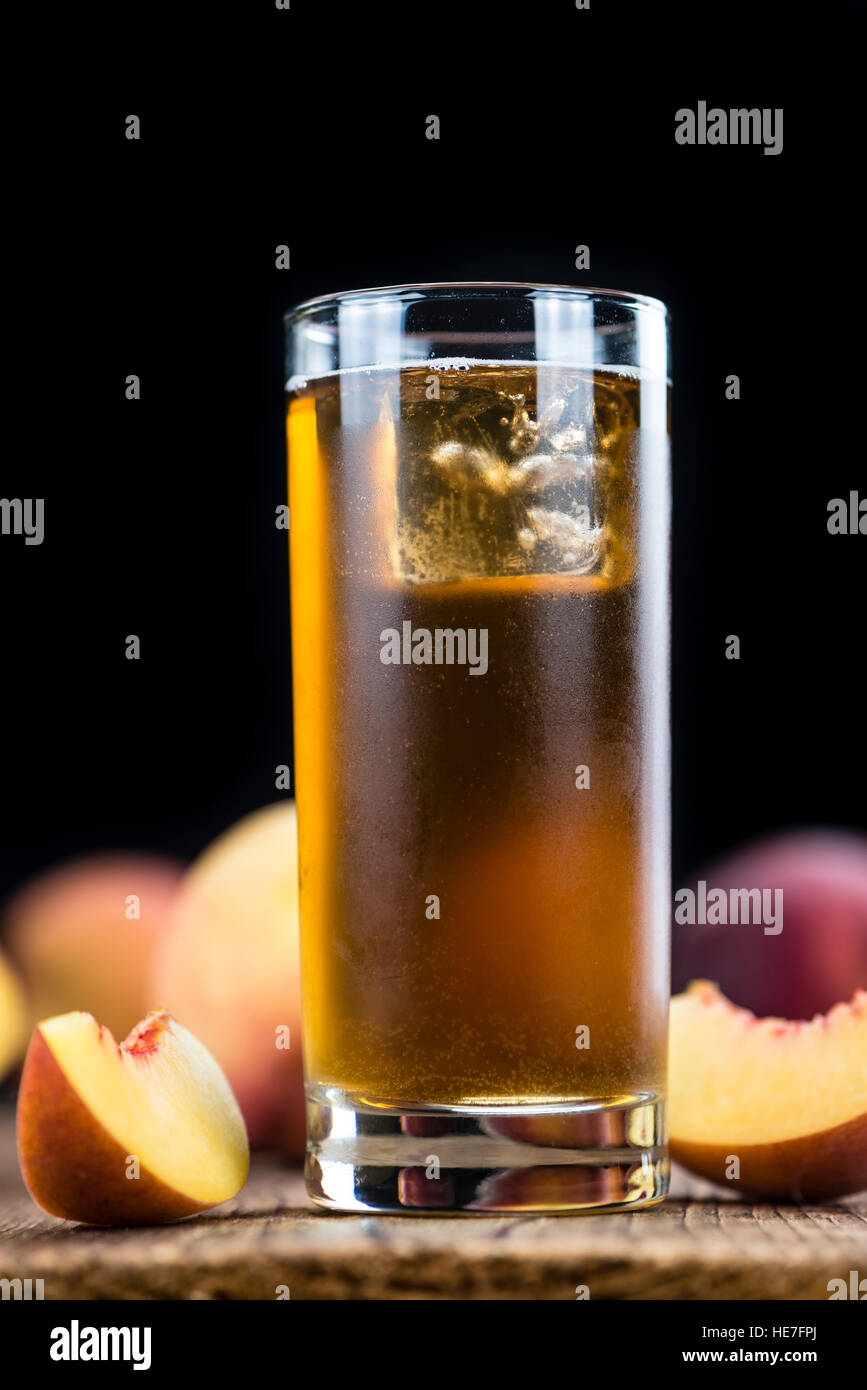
1, 1110, 864, 1300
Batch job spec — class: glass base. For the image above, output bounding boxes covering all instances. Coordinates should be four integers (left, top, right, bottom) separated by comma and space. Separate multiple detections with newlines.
305, 1087, 668, 1214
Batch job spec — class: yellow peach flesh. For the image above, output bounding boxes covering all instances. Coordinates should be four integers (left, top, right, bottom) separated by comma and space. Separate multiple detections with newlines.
670, 981, 867, 1146
36, 1010, 249, 1206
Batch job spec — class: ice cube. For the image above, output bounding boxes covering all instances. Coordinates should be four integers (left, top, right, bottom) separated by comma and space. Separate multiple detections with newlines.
522, 506, 602, 572
390, 365, 633, 584
513, 453, 589, 492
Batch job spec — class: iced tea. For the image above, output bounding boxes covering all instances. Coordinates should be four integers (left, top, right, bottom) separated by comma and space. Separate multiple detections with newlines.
288, 360, 669, 1109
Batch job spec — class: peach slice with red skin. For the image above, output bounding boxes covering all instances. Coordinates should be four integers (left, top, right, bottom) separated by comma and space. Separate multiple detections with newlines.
17, 1009, 249, 1225
670, 981, 867, 1200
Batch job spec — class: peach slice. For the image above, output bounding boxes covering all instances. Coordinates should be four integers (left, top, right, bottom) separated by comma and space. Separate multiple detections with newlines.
17, 1009, 249, 1224
670, 981, 867, 1200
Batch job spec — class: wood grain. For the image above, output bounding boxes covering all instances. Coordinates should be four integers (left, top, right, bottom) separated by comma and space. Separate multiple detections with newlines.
1, 1110, 864, 1300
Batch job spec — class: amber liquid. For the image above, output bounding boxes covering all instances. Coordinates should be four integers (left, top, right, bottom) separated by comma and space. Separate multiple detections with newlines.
288, 362, 669, 1107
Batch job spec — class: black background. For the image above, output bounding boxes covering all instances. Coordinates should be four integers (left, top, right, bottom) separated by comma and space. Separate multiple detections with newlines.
2, 0, 864, 902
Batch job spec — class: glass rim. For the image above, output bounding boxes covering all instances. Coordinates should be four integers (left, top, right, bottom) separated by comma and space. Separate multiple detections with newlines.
284, 281, 669, 325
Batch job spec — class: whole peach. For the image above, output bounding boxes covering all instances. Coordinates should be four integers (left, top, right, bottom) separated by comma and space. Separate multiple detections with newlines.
151, 803, 304, 1155
673, 829, 867, 1020
3, 855, 184, 1042
0, 948, 28, 1079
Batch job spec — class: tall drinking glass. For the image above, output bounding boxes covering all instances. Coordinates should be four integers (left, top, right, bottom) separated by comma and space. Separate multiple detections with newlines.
285, 283, 670, 1212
